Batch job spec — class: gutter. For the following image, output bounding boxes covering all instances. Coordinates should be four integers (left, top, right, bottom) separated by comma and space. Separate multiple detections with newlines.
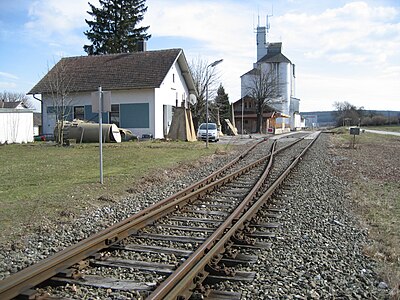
32, 94, 42, 102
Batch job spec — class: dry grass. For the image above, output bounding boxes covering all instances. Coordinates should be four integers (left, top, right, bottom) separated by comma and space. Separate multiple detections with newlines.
328, 129, 400, 298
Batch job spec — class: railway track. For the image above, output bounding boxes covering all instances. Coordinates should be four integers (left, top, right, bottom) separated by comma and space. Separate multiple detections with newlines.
0, 132, 319, 300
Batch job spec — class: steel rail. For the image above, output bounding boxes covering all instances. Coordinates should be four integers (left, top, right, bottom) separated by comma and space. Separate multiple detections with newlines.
0, 139, 273, 299
148, 132, 320, 300
0, 136, 305, 299
147, 140, 278, 300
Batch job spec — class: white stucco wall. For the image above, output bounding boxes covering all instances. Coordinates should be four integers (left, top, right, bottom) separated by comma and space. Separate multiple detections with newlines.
269, 62, 291, 116
41, 59, 192, 139
41, 89, 155, 137
241, 61, 293, 118
111, 89, 155, 138
154, 60, 191, 138
0, 109, 33, 144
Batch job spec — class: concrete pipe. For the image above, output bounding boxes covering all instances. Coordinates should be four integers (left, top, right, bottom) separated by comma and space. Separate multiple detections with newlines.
59, 120, 121, 143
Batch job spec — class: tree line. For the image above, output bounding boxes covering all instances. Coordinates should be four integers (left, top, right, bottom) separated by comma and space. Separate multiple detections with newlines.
333, 101, 399, 127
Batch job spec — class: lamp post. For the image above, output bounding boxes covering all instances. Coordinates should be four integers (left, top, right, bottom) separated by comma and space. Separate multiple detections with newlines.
206, 59, 223, 148
241, 96, 244, 138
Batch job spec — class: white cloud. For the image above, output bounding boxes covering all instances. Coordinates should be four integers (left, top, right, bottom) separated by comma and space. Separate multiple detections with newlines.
146, 1, 253, 52
268, 1, 400, 110
274, 1, 400, 69
145, 0, 259, 100
0, 71, 18, 80
17, 0, 400, 110
145, 1, 400, 108
24, 0, 97, 46
298, 70, 400, 111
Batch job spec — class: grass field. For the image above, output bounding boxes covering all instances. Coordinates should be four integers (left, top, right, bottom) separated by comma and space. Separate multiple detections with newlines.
361, 125, 400, 132
330, 129, 400, 296
0, 140, 228, 241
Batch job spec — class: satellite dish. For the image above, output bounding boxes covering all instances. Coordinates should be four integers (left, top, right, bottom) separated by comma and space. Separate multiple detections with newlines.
189, 94, 197, 104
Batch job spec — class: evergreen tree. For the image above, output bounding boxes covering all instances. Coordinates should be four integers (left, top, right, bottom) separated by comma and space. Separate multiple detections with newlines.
84, 0, 151, 55
214, 84, 230, 133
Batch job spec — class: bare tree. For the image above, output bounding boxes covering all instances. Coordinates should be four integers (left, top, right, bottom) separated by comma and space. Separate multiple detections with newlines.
244, 65, 281, 133
44, 58, 75, 144
0, 91, 35, 109
189, 57, 221, 130
333, 101, 363, 126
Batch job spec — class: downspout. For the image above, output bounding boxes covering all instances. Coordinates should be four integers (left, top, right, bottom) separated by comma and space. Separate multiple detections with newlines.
32, 94, 43, 135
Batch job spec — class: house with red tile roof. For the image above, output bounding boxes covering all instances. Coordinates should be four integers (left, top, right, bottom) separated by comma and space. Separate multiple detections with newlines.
29, 49, 197, 139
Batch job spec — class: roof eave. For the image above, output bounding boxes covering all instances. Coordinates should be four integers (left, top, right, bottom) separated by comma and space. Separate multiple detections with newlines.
176, 50, 198, 97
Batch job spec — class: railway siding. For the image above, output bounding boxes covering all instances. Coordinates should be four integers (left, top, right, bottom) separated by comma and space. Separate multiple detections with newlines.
0, 133, 391, 299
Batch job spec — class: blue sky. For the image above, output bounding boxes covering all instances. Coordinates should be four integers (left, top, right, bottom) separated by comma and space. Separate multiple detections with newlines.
0, 0, 399, 112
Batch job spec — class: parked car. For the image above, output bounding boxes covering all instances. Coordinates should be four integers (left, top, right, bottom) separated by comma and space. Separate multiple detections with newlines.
197, 123, 219, 142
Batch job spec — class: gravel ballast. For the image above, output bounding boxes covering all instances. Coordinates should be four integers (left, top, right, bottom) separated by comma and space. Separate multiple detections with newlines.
0, 134, 390, 299
222, 134, 390, 299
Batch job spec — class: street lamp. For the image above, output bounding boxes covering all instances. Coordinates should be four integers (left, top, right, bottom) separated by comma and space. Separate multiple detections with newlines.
241, 96, 244, 138
206, 59, 223, 148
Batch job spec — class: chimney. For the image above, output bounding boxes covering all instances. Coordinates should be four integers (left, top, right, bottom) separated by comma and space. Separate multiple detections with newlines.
256, 26, 268, 61
137, 40, 147, 52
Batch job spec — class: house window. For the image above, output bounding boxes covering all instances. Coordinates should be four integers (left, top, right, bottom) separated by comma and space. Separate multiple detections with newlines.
109, 104, 120, 127
173, 73, 175, 83
74, 106, 84, 120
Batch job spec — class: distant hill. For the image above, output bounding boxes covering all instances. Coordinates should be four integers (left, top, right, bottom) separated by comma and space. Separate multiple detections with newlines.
300, 110, 400, 127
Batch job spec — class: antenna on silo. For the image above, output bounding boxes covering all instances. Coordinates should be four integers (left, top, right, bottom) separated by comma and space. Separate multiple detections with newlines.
266, 5, 273, 33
